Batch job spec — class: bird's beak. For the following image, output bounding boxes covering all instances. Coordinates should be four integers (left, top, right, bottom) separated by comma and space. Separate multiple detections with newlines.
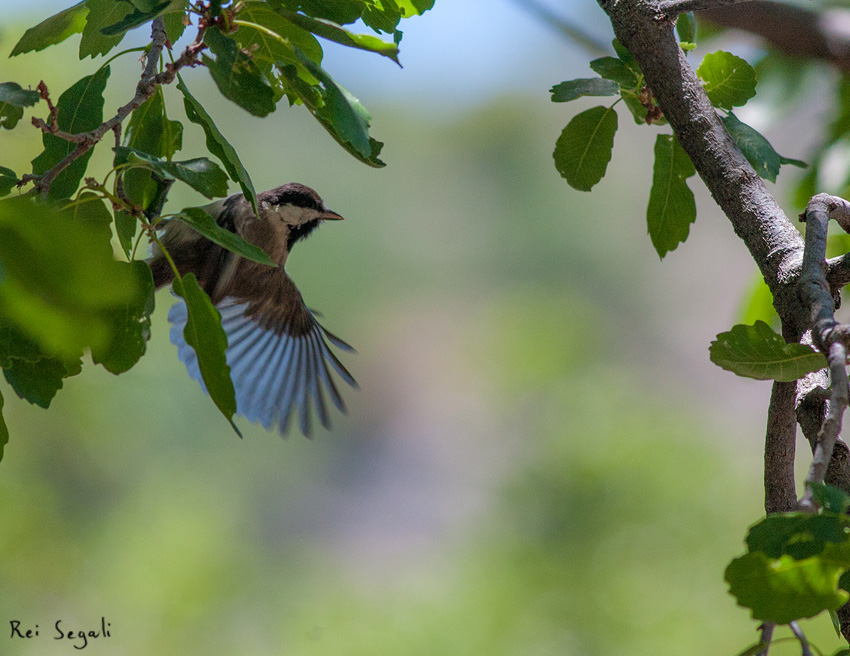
321, 210, 344, 221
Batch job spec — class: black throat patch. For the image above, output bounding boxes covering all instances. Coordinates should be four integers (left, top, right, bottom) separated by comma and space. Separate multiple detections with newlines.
286, 218, 322, 251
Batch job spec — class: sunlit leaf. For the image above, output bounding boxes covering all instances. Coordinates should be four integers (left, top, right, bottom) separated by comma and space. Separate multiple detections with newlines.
282, 53, 385, 166
275, 8, 400, 63
553, 105, 618, 191
172, 272, 241, 436
31, 66, 110, 200
726, 551, 848, 623
10, 1, 89, 56
709, 321, 826, 381
697, 50, 757, 110
647, 134, 696, 258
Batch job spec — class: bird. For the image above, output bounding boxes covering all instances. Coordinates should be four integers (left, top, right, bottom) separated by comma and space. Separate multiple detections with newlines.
148, 183, 356, 436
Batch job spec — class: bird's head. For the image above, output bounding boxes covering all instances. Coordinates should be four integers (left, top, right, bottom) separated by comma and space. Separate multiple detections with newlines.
258, 183, 344, 252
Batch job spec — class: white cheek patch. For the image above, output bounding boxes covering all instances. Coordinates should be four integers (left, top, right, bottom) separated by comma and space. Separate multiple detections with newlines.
268, 205, 317, 224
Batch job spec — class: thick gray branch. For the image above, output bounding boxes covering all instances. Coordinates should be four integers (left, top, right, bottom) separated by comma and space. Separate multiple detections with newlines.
599, 0, 805, 331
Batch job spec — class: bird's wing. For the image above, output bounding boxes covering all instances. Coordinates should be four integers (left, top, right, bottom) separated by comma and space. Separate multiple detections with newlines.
167, 279, 356, 437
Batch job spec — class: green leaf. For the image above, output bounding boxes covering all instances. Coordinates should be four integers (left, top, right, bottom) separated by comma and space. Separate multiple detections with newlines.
0, 82, 40, 131
721, 112, 807, 182
171, 273, 241, 436
90, 261, 154, 374
589, 57, 641, 89
114, 146, 229, 199
553, 105, 618, 192
114, 211, 137, 258
0, 388, 7, 462
722, 113, 785, 182
275, 9, 400, 63
270, 0, 361, 26
676, 12, 695, 45
282, 53, 385, 167
163, 6, 188, 43
172, 208, 274, 266
647, 134, 696, 258
177, 75, 256, 215
203, 28, 276, 117
725, 551, 849, 623
810, 483, 850, 514
233, 2, 323, 102
100, 0, 172, 36
10, 1, 89, 56
709, 321, 827, 381
79, 0, 132, 58
550, 78, 619, 103
0, 168, 17, 197
122, 86, 183, 212
3, 355, 81, 408
697, 50, 757, 110
395, 0, 435, 15
0, 82, 41, 108
31, 66, 110, 200
746, 513, 850, 562
0, 196, 138, 358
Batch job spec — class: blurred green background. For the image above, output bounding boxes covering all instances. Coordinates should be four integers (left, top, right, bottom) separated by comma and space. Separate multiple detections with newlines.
0, 1, 840, 654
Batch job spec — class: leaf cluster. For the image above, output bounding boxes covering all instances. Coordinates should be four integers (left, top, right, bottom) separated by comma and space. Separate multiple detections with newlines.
0, 0, 432, 452
550, 30, 805, 259
726, 485, 850, 626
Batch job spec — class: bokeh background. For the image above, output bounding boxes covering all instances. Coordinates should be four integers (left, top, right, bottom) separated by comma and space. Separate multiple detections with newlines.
0, 1, 841, 654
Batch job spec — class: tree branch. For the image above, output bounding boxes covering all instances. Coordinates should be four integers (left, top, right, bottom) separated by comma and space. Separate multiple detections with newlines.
701, 2, 850, 72
598, 0, 806, 333
797, 193, 850, 510
658, 0, 754, 17
765, 380, 798, 513
31, 18, 206, 197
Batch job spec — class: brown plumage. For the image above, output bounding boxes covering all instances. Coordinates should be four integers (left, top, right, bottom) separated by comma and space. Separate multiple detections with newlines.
150, 183, 355, 436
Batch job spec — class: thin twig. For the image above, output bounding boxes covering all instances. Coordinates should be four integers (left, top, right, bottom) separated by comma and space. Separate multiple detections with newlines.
32, 18, 207, 198
658, 0, 757, 15
798, 194, 850, 510
756, 622, 774, 656
789, 621, 814, 656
